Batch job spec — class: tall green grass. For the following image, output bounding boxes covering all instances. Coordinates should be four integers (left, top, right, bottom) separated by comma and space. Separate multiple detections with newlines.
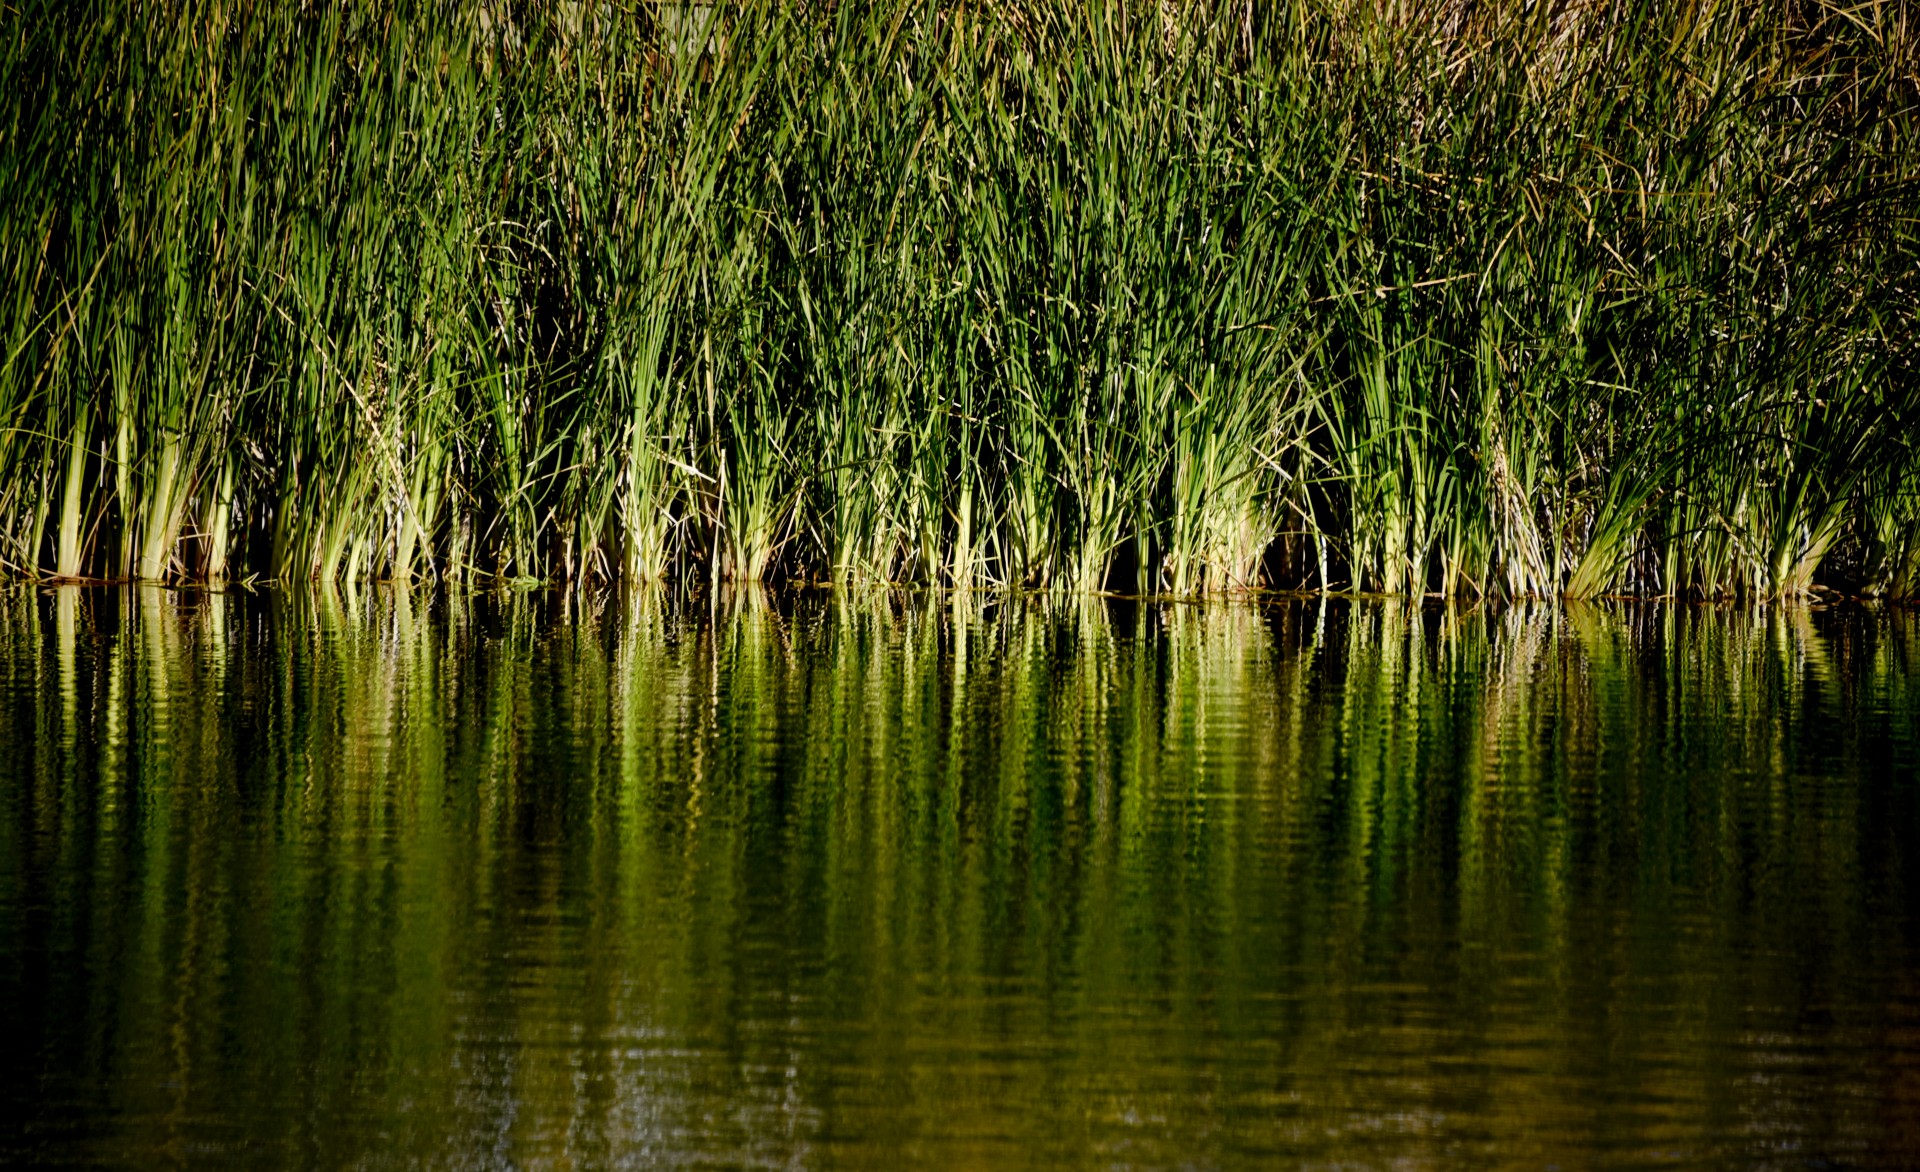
2, 0, 1915, 596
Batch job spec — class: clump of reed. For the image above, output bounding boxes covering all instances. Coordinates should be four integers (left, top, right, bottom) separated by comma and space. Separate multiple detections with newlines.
2, 0, 1915, 597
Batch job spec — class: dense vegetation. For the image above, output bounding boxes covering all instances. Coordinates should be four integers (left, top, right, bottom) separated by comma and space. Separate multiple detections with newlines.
2, 1, 1917, 595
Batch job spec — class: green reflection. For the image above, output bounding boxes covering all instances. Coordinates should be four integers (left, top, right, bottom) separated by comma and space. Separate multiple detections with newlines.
1, 588, 1916, 1167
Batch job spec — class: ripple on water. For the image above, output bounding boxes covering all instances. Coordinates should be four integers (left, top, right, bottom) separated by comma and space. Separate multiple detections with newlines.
0, 589, 1916, 1167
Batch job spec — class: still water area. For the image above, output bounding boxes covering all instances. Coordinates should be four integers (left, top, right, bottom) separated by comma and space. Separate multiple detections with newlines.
2, 587, 1918, 1168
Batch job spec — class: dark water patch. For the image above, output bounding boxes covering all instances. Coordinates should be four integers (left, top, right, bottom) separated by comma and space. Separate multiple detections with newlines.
1, 587, 1917, 1168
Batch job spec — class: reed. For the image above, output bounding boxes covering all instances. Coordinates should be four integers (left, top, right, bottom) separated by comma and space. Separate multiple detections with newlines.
1, 0, 1914, 596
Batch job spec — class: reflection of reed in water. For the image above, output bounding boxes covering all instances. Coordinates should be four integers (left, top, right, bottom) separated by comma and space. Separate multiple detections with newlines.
0, 589, 1913, 1166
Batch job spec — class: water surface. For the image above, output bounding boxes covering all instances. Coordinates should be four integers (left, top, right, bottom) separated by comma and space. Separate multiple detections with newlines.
2, 588, 1918, 1168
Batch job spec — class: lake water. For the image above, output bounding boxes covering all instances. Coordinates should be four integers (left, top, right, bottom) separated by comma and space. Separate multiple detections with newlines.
2, 587, 1917, 1168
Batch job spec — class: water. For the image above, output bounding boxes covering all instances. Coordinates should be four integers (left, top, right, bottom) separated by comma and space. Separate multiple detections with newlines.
2, 587, 1917, 1169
